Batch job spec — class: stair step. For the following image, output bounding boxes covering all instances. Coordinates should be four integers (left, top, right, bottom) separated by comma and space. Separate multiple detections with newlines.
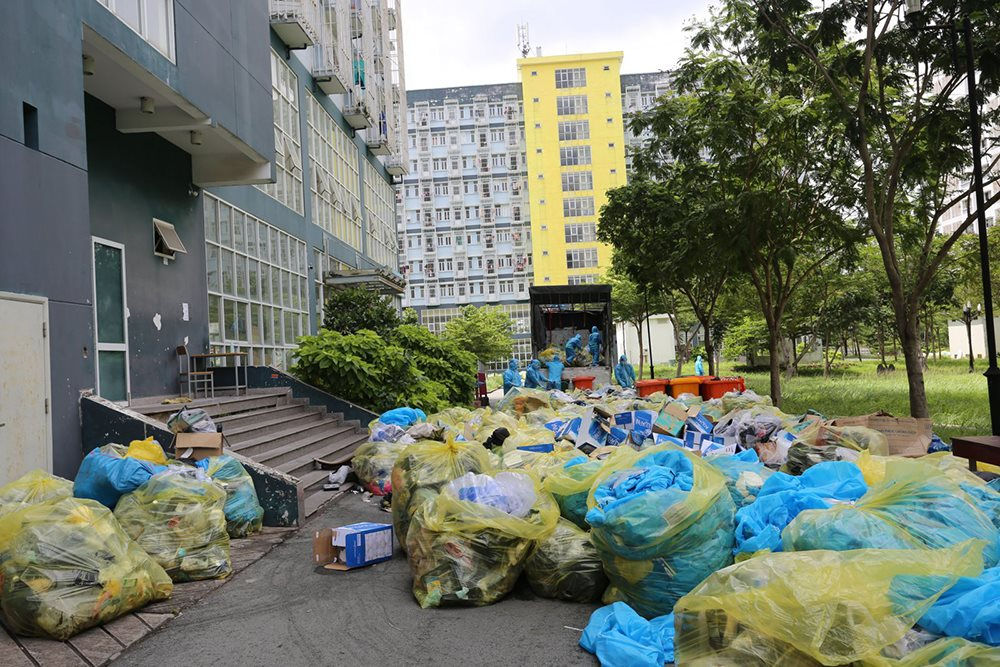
228, 419, 347, 458
276, 432, 369, 478
223, 410, 328, 443
213, 401, 314, 428
303, 488, 347, 517
296, 468, 335, 493
251, 424, 359, 469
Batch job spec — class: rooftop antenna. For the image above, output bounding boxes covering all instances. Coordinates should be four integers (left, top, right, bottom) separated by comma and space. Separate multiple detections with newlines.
516, 23, 530, 58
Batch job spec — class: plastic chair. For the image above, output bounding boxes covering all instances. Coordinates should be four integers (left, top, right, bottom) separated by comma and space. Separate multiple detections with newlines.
176, 345, 214, 398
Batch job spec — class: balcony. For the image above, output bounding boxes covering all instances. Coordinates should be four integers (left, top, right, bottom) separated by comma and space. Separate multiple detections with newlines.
367, 134, 391, 155
313, 45, 349, 94
344, 93, 372, 129
269, 0, 320, 49
386, 156, 407, 177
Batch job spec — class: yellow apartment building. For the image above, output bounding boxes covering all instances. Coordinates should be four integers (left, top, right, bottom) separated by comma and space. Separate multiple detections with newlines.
518, 52, 628, 285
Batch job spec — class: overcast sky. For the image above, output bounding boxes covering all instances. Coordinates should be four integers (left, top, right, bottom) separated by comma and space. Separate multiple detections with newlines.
400, 0, 715, 91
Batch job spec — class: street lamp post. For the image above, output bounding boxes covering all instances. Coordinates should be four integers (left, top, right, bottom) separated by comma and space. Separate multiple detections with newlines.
907, 1, 1000, 435
963, 302, 982, 373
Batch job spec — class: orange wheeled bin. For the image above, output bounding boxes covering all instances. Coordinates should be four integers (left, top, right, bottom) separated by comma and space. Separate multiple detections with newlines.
700, 376, 746, 400
635, 379, 667, 397
668, 376, 703, 398
572, 375, 596, 391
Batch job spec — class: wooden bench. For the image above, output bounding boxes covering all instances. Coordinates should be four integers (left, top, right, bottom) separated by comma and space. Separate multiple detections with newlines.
951, 435, 1000, 471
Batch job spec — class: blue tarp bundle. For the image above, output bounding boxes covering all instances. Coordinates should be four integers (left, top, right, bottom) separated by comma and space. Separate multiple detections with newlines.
580, 602, 675, 667
732, 461, 867, 556
586, 447, 734, 618
919, 567, 1000, 645
378, 407, 426, 427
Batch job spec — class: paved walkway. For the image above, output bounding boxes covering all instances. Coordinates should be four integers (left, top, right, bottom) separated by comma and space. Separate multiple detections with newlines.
111, 493, 600, 666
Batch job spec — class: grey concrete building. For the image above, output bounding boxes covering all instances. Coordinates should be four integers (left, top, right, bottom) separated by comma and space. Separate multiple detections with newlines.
0, 0, 407, 483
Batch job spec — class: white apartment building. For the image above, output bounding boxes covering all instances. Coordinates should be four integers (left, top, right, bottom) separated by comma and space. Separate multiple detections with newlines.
397, 83, 534, 367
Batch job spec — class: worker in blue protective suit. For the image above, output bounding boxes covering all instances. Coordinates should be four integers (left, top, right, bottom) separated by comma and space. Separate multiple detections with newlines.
525, 359, 546, 389
546, 356, 565, 390
614, 355, 637, 388
588, 326, 602, 366
565, 334, 583, 365
694, 355, 705, 376
502, 358, 523, 395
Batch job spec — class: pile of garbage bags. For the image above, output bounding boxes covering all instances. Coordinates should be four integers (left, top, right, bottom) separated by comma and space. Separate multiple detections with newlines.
0, 496, 172, 640
406, 471, 558, 607
0, 470, 72, 518
113, 468, 232, 582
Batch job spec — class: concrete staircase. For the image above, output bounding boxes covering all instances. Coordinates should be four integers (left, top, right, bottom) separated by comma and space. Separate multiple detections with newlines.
133, 389, 367, 518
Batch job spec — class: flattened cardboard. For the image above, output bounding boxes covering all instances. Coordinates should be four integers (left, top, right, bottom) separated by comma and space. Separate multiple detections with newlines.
174, 432, 223, 461
653, 402, 690, 436
831, 412, 932, 457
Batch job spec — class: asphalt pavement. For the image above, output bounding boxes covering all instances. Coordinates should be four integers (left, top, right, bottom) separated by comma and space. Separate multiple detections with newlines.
112, 491, 601, 667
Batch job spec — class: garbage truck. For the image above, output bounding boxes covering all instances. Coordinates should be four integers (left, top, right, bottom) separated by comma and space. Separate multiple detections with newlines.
529, 285, 616, 388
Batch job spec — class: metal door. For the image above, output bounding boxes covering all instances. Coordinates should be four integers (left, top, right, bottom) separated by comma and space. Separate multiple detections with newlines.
0, 292, 52, 484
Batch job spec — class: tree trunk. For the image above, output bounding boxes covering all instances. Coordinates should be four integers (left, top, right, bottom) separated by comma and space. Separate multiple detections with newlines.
854, 332, 862, 363
633, 322, 644, 381
899, 313, 930, 418
699, 316, 716, 376
785, 336, 796, 380
878, 320, 886, 366
768, 327, 783, 407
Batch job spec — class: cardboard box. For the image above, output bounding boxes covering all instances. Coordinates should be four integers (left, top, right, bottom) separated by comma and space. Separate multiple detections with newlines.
686, 412, 715, 435
614, 412, 634, 428
313, 522, 394, 571
653, 433, 685, 447
653, 403, 690, 437
174, 432, 223, 461
574, 406, 613, 451
606, 426, 628, 447
831, 412, 932, 457
632, 410, 656, 441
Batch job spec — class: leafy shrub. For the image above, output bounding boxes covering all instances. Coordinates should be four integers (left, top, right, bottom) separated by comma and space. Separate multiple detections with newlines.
390, 324, 477, 405
291, 329, 450, 413
322, 287, 401, 337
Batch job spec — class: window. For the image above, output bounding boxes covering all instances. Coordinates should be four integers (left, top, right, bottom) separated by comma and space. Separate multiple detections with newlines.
465, 205, 480, 219
490, 129, 505, 142
435, 209, 451, 221
98, 0, 174, 59
531, 70, 538, 76
563, 197, 595, 217
566, 248, 599, 269
438, 258, 453, 272
363, 159, 397, 270
561, 171, 594, 192
433, 183, 448, 196
499, 280, 515, 294
555, 67, 587, 89
259, 52, 303, 214
534, 122, 541, 129
558, 120, 590, 141
568, 274, 598, 285
204, 193, 308, 370
556, 95, 588, 115
564, 222, 597, 243
492, 180, 509, 193
603, 65, 610, 71
559, 145, 592, 166
437, 234, 453, 246
491, 155, 507, 167
432, 158, 447, 171
431, 132, 446, 146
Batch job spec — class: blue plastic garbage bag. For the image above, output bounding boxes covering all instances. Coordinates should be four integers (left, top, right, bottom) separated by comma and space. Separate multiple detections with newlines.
783, 459, 1000, 566
580, 602, 675, 667
732, 461, 867, 556
963, 482, 1000, 530
74, 446, 165, 509
196, 455, 264, 538
586, 446, 735, 618
543, 457, 604, 530
918, 567, 1000, 645
378, 407, 426, 427
707, 449, 773, 508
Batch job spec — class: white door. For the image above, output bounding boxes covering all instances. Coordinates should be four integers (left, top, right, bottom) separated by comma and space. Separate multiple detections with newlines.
0, 292, 52, 485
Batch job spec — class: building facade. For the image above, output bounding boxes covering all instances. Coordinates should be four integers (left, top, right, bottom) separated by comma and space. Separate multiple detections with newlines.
518, 52, 629, 286
0, 0, 407, 483
398, 84, 534, 366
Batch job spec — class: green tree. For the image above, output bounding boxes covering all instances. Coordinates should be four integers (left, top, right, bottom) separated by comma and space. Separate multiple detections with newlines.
749, 0, 1000, 416
723, 316, 770, 366
624, 31, 859, 405
322, 287, 400, 337
442, 305, 515, 366
603, 266, 648, 379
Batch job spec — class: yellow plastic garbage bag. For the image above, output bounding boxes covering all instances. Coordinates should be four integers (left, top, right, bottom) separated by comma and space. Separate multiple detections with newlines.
352, 439, 409, 495
673, 541, 985, 666
544, 455, 607, 529
783, 458, 1000, 565
125, 436, 168, 466
586, 445, 736, 618
0, 470, 72, 518
114, 468, 231, 582
196, 456, 264, 538
467, 409, 519, 443
0, 497, 172, 640
524, 517, 607, 602
390, 437, 493, 551
501, 421, 557, 453
877, 637, 1000, 666
406, 471, 558, 608
495, 387, 553, 416
500, 446, 579, 483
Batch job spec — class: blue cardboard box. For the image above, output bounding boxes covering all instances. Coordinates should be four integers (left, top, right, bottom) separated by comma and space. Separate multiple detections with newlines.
614, 412, 634, 428
607, 426, 628, 447
313, 522, 394, 571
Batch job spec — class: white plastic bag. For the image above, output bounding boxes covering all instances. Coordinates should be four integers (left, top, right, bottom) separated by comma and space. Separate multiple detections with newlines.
443, 472, 537, 518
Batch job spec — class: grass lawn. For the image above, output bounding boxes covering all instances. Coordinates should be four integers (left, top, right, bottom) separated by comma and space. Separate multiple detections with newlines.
648, 357, 991, 443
